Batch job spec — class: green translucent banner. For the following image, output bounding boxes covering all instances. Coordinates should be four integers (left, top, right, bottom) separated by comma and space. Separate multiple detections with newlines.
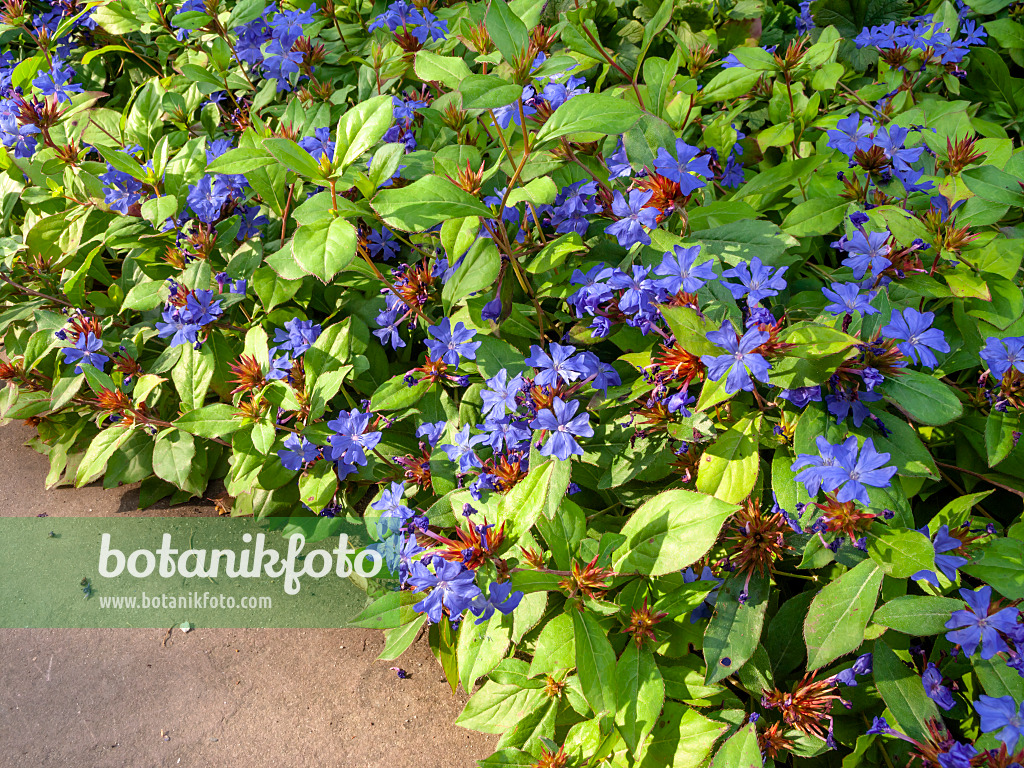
0, 517, 395, 628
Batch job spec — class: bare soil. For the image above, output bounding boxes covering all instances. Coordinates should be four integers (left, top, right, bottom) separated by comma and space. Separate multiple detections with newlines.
0, 422, 496, 768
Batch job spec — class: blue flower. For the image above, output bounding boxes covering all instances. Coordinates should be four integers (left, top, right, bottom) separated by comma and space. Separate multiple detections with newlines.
61, 332, 109, 374
424, 318, 481, 366
32, 58, 83, 102
881, 308, 949, 368
277, 433, 319, 471
408, 559, 481, 624
700, 320, 771, 394
654, 245, 714, 294
183, 289, 223, 326
874, 125, 923, 173
155, 306, 202, 347
607, 137, 631, 179
525, 343, 585, 388
835, 652, 873, 686
653, 139, 712, 195
721, 156, 745, 188
605, 189, 659, 249
778, 386, 822, 409
866, 716, 893, 735
274, 317, 322, 356
822, 282, 878, 316
912, 525, 967, 588
817, 436, 897, 505
721, 257, 788, 306
478, 414, 531, 453
367, 227, 400, 261
262, 39, 304, 91
326, 409, 382, 467
936, 742, 976, 768
960, 19, 987, 46
841, 230, 891, 279
945, 586, 1020, 660
974, 695, 1024, 752
439, 425, 487, 473
99, 165, 144, 214
922, 663, 955, 711
480, 370, 524, 418
297, 126, 335, 162
981, 336, 1024, 380
469, 581, 524, 624
416, 420, 446, 447
186, 175, 230, 223
575, 350, 621, 394
826, 384, 882, 427
827, 114, 874, 158
408, 7, 448, 42
682, 566, 721, 622
607, 265, 660, 315
266, 343, 300, 376
530, 396, 593, 461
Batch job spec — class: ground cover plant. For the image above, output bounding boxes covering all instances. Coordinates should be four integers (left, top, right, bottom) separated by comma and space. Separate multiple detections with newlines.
1, 0, 1024, 763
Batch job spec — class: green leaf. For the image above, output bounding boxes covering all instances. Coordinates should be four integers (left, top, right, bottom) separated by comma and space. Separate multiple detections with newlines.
711, 724, 762, 768
873, 640, 940, 743
525, 232, 586, 274
291, 217, 358, 282
207, 147, 275, 174
986, 409, 1019, 467
616, 643, 664, 756
442, 240, 500, 311
75, 427, 136, 487
378, 615, 427, 660
497, 457, 571, 542
457, 680, 546, 733
703, 573, 770, 684
349, 590, 422, 629
173, 403, 242, 438
458, 611, 512, 692
298, 460, 337, 513
263, 137, 324, 179
485, 0, 530, 63
534, 94, 643, 145
873, 596, 964, 635
459, 75, 522, 110
369, 374, 429, 411
781, 197, 849, 236
414, 51, 473, 89
864, 524, 935, 579
962, 165, 1024, 207
695, 415, 760, 504
880, 370, 963, 426
699, 68, 763, 102
573, 609, 617, 715
334, 95, 395, 169
528, 612, 575, 677
372, 175, 493, 232
809, 0, 908, 38
962, 537, 1024, 600
770, 324, 859, 389
172, 343, 215, 412
765, 591, 815, 678
152, 430, 202, 495
973, 655, 1024, 700
804, 560, 882, 670
641, 702, 729, 768
659, 304, 718, 356
614, 489, 738, 576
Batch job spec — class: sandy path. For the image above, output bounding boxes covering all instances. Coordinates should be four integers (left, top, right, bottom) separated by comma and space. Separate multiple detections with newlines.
0, 422, 496, 768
